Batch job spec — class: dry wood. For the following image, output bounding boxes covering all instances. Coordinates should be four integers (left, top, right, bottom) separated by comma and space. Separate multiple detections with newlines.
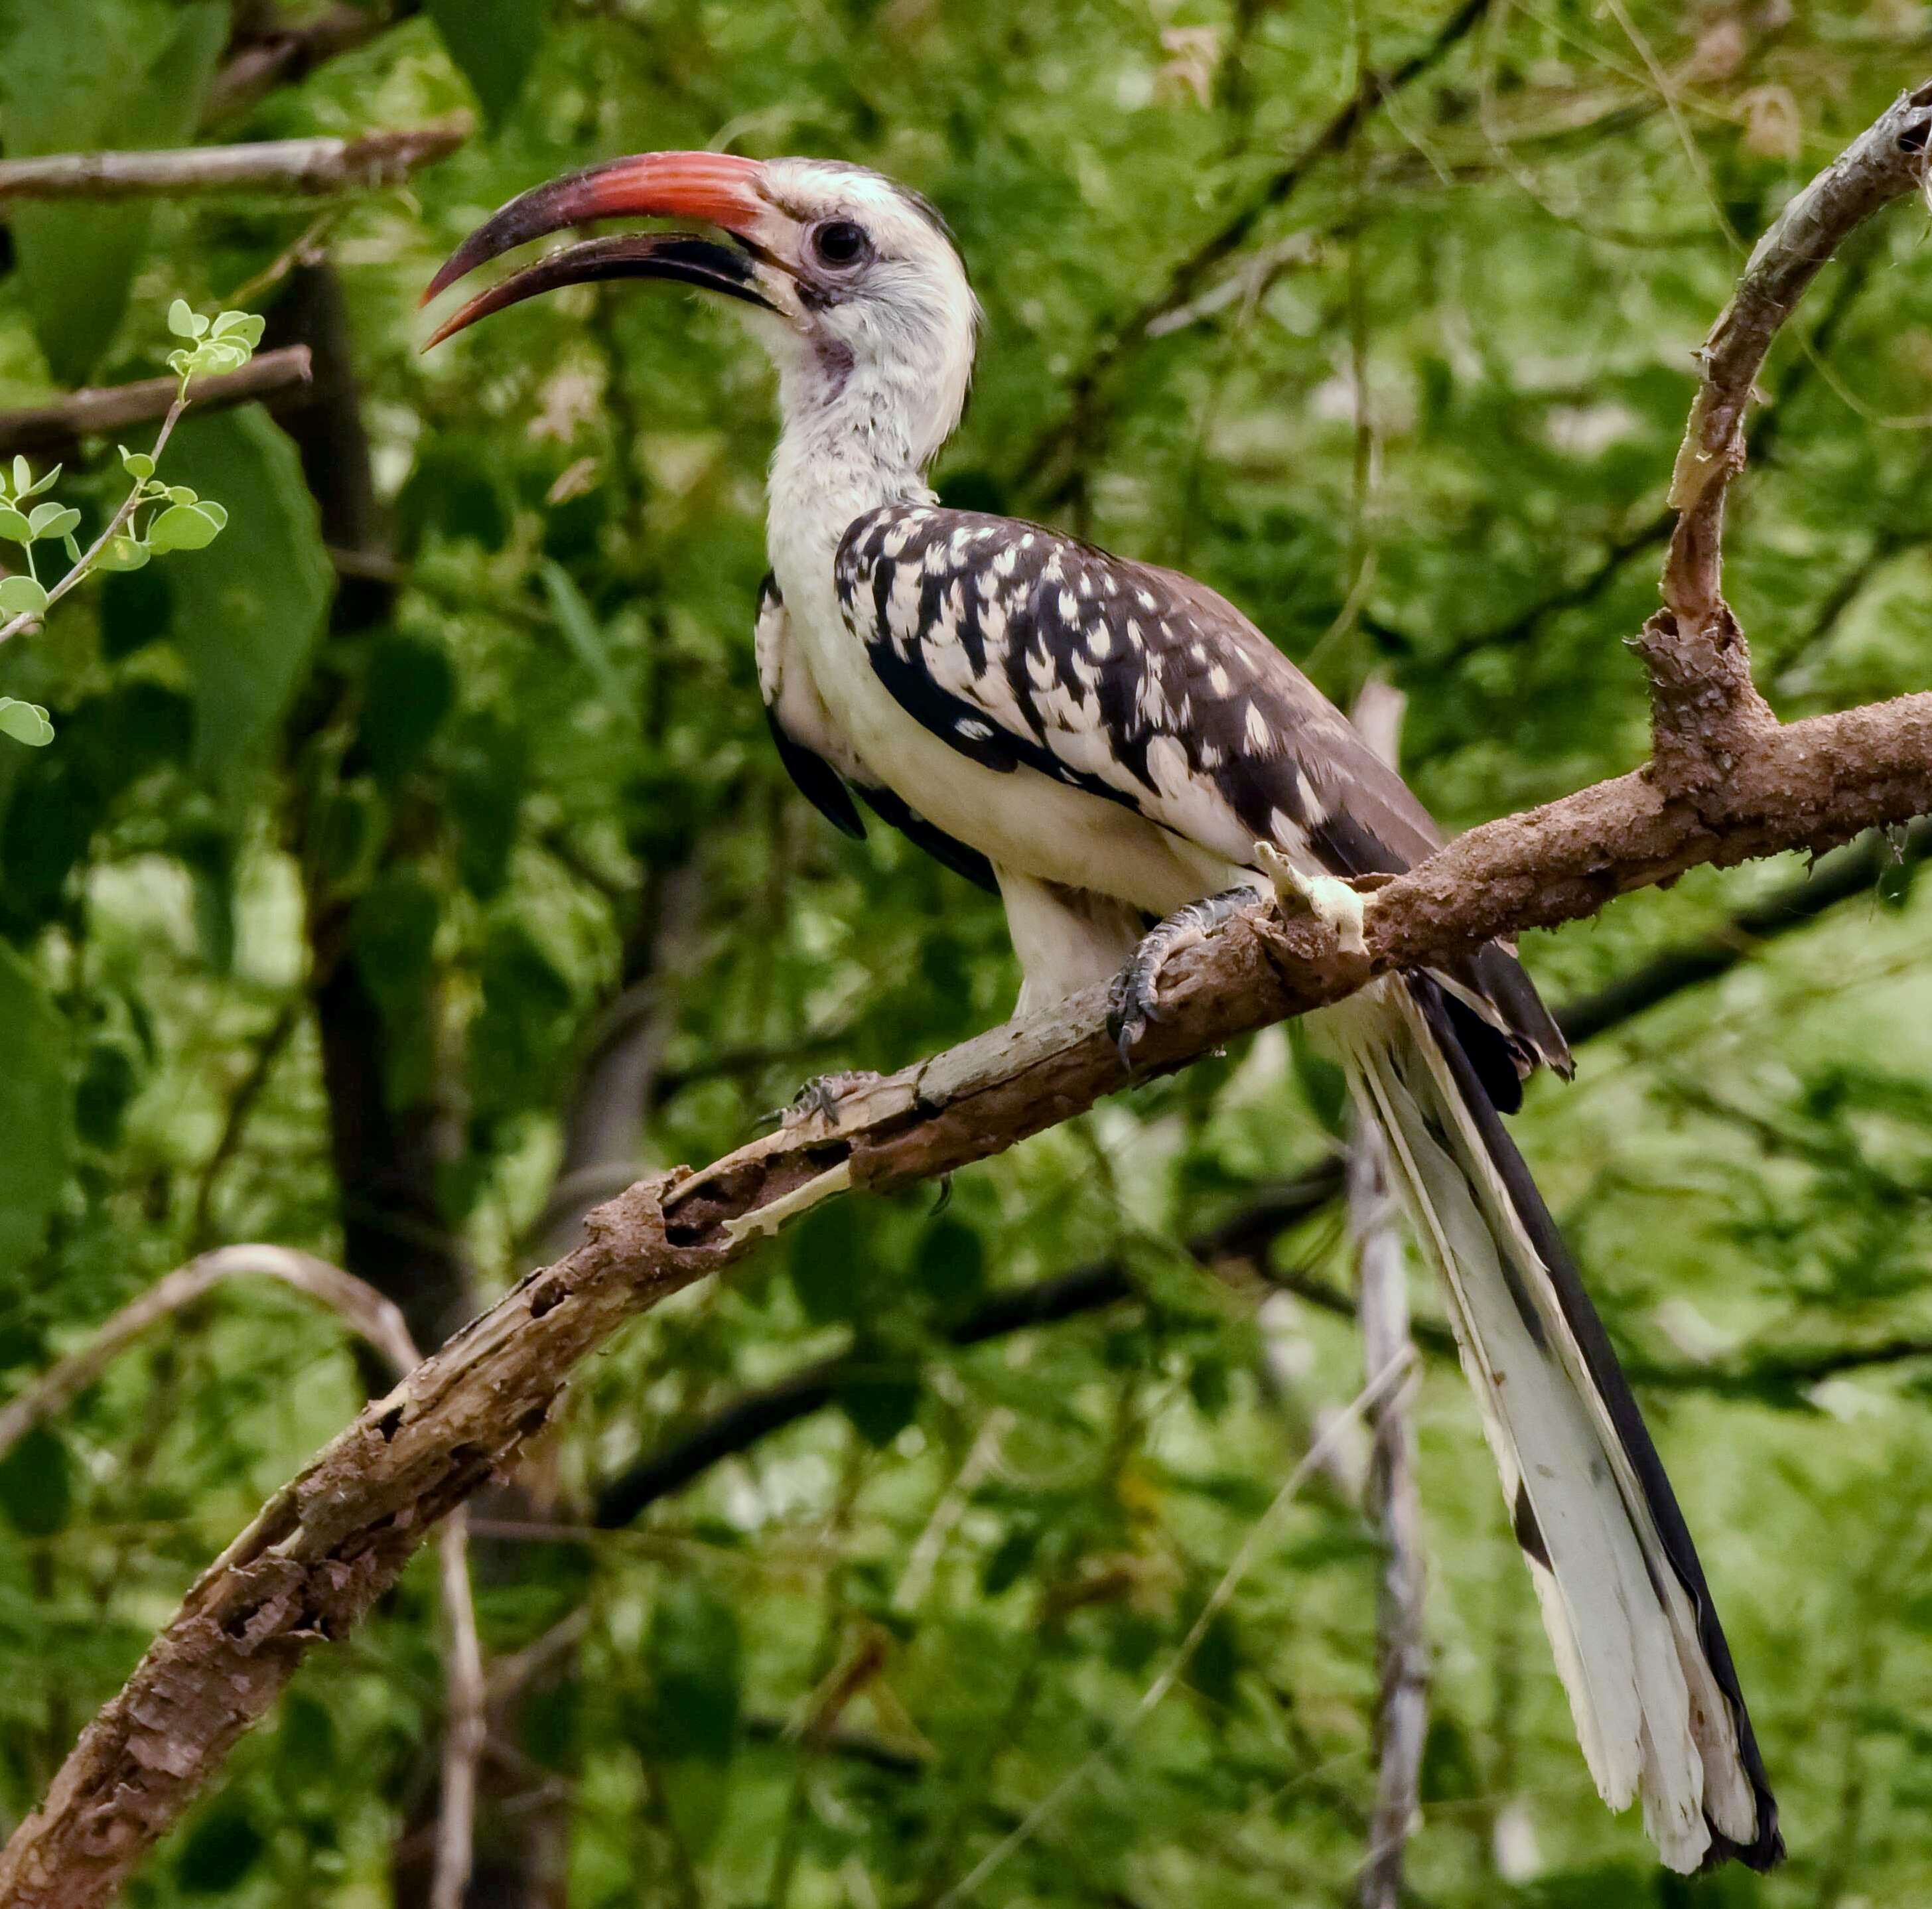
0, 125, 467, 202
0, 1247, 483, 1909
2, 76, 1931, 1909
0, 348, 312, 461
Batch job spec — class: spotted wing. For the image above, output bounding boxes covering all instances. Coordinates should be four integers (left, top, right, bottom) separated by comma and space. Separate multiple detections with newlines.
834, 505, 1567, 1086
756, 574, 996, 894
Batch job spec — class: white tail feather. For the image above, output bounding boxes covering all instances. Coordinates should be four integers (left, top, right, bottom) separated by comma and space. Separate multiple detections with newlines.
1320, 982, 1758, 1873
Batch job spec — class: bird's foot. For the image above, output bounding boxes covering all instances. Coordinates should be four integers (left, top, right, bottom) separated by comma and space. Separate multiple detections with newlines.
1254, 843, 1369, 955
1106, 888, 1257, 1073
762, 1068, 886, 1133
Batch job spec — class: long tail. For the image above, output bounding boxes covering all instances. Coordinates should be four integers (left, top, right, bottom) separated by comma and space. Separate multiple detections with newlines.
1323, 976, 1781, 1873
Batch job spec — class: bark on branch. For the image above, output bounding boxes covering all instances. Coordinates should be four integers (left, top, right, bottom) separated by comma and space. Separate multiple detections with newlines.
0, 125, 468, 202
4, 80, 1932, 1909
1638, 81, 1932, 794
0, 1247, 484, 1909
6, 669, 1927, 1906
0, 348, 312, 461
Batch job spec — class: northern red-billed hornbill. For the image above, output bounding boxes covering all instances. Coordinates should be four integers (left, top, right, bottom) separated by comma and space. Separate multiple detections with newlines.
427, 152, 1781, 1873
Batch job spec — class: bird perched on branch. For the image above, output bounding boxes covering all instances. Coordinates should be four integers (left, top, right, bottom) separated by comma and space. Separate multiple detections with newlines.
427, 151, 1781, 1873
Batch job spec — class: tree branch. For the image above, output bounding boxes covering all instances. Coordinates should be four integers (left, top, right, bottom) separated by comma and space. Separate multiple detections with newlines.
0, 348, 312, 462
5, 80, 1932, 1909
0, 125, 466, 202
202, 5, 415, 129
0, 1246, 482, 1909
1638, 81, 1932, 793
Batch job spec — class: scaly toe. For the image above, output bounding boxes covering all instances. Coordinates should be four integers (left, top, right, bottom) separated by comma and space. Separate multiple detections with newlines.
778, 1068, 884, 1130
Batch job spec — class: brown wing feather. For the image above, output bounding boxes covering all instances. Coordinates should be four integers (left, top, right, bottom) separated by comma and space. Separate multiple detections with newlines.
837, 506, 1570, 1087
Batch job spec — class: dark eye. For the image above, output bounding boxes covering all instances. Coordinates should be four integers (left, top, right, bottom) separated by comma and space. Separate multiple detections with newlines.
811, 220, 870, 268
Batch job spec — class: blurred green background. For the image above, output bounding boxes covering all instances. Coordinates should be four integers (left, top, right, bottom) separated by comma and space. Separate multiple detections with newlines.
1, 1, 1931, 1903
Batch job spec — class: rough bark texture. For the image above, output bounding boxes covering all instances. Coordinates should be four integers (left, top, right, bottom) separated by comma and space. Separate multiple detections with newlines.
4, 74, 1932, 1909
0, 125, 466, 200
8, 667, 1929, 1903
0, 348, 312, 460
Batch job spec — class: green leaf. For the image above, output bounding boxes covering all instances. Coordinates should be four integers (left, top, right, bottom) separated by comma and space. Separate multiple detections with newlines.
176, 1805, 265, 1893
916, 1218, 988, 1323
647, 1581, 741, 1765
19, 462, 62, 501
538, 559, 626, 700
0, 510, 34, 545
147, 503, 224, 553
0, 3, 228, 383
839, 1364, 922, 1447
429, 0, 548, 129
0, 699, 55, 746
0, 1425, 71, 1536
95, 535, 151, 573
167, 297, 199, 339
27, 503, 77, 539
161, 409, 330, 795
789, 1200, 872, 1325
119, 447, 155, 482
360, 642, 455, 795
165, 486, 199, 508
10, 458, 29, 497
74, 1038, 137, 1149
0, 941, 70, 1268
0, 577, 49, 618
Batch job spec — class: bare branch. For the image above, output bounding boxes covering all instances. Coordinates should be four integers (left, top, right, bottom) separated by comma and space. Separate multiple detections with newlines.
0, 1246, 480, 1909
201, 4, 403, 129
0, 1246, 413, 1456
1640, 82, 1932, 792
0, 347, 312, 462
1347, 684, 1430, 1909
0, 125, 468, 203
429, 1516, 486, 1909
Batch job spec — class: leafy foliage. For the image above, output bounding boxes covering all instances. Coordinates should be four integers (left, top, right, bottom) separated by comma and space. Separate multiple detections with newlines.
2, 5, 1932, 1908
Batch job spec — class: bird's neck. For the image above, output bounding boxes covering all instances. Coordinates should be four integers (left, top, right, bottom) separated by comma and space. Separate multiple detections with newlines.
766, 351, 954, 592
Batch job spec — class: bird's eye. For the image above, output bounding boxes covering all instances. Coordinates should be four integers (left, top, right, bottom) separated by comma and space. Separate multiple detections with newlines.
811, 220, 870, 268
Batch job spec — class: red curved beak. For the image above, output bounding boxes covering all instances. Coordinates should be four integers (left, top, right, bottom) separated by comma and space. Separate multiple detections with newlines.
422, 151, 772, 348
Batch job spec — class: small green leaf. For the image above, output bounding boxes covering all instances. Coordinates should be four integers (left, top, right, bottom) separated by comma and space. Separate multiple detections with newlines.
0, 699, 54, 746
0, 1425, 70, 1535
62, 533, 81, 565
19, 462, 61, 500
210, 309, 264, 348
0, 577, 49, 616
119, 447, 155, 482
96, 535, 150, 572
539, 559, 626, 699
11, 457, 29, 496
167, 297, 198, 338
167, 347, 194, 377
148, 503, 223, 552
195, 500, 228, 531
165, 485, 198, 506
0, 508, 33, 544
27, 502, 76, 539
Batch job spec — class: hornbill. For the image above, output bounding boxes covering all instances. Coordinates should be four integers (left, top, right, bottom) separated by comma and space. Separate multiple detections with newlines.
426, 152, 1781, 1873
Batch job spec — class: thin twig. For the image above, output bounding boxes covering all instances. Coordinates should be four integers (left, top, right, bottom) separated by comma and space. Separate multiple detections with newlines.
1347, 685, 1430, 1909
0, 124, 468, 201
0, 400, 190, 646
0, 347, 312, 461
